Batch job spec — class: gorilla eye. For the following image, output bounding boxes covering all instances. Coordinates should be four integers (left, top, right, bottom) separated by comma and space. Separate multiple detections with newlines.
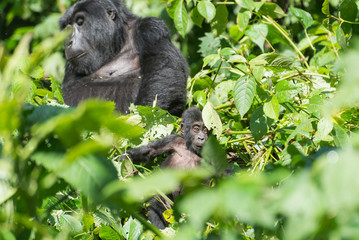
193, 126, 200, 133
76, 16, 84, 26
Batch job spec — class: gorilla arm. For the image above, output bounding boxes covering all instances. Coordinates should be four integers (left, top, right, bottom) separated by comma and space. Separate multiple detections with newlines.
123, 134, 182, 163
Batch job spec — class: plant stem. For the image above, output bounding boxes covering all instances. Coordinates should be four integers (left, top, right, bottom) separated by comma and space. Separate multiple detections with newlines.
262, 15, 310, 69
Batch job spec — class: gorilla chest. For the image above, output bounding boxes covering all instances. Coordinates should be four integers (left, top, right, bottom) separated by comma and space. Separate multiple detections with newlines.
62, 69, 142, 113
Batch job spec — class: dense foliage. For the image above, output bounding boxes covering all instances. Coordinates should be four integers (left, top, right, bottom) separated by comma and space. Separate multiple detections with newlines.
1, 0, 359, 239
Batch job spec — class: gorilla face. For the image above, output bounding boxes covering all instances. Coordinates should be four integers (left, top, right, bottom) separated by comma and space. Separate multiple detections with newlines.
60, 0, 122, 75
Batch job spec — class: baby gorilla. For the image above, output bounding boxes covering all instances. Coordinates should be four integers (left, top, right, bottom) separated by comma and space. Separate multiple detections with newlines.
122, 107, 208, 228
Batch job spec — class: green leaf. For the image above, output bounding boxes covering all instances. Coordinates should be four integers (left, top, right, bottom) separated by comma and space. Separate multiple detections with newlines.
32, 152, 118, 202
245, 23, 268, 52
120, 158, 135, 178
120, 217, 142, 240
333, 123, 349, 147
234, 74, 256, 118
59, 214, 82, 236
197, 1, 216, 22
322, 0, 330, 15
163, 209, 175, 223
263, 96, 280, 120
99, 224, 122, 240
193, 90, 207, 107
202, 102, 222, 139
237, 10, 251, 31
286, 118, 315, 144
339, 0, 358, 22
203, 54, 220, 68
250, 107, 273, 142
191, 6, 204, 27
275, 80, 297, 103
235, 0, 255, 10
252, 66, 264, 81
315, 116, 333, 141
201, 135, 228, 174
289, 6, 314, 29
83, 213, 94, 232
336, 25, 347, 50
49, 76, 64, 103
211, 4, 228, 36
174, 0, 188, 38
249, 53, 294, 68
229, 25, 243, 42
259, 2, 286, 19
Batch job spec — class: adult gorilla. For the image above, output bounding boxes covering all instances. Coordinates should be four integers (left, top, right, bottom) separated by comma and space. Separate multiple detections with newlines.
59, 0, 188, 116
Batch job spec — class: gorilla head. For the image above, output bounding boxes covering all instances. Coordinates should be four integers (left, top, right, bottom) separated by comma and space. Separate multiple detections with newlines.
59, 0, 132, 75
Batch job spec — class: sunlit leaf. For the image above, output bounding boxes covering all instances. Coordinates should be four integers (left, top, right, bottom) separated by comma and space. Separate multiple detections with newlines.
245, 23, 268, 52
234, 74, 256, 118
202, 102, 222, 138
289, 6, 314, 29
174, 0, 188, 38
263, 96, 280, 120
197, 1, 216, 22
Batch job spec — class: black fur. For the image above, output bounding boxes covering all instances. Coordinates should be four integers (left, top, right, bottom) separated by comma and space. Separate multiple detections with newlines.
59, 0, 188, 116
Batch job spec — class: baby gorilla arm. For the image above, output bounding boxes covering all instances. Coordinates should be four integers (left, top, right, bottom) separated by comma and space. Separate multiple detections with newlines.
122, 134, 183, 163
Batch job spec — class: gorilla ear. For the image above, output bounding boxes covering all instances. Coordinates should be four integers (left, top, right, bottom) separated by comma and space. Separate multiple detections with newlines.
180, 123, 184, 135
107, 9, 116, 20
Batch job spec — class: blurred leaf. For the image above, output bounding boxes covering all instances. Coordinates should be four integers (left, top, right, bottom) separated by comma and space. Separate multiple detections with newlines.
234, 74, 256, 118
201, 135, 228, 174
197, 0, 216, 22
338, 0, 358, 22
315, 116, 333, 141
121, 158, 135, 178
322, 0, 330, 15
202, 102, 222, 139
163, 209, 175, 224
32, 152, 118, 202
333, 123, 349, 147
289, 7, 314, 29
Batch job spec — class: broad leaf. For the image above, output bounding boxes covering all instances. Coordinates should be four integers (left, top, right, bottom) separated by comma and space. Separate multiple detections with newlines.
289, 6, 314, 29
211, 4, 228, 36
234, 74, 256, 118
250, 107, 273, 142
197, 1, 216, 22
263, 96, 280, 120
322, 0, 330, 15
315, 116, 333, 141
174, 0, 188, 38
201, 135, 228, 174
202, 102, 222, 139
237, 10, 251, 31
245, 23, 268, 52
99, 224, 121, 240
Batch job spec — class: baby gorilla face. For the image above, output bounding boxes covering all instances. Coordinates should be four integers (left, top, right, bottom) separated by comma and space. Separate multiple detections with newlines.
189, 121, 208, 155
